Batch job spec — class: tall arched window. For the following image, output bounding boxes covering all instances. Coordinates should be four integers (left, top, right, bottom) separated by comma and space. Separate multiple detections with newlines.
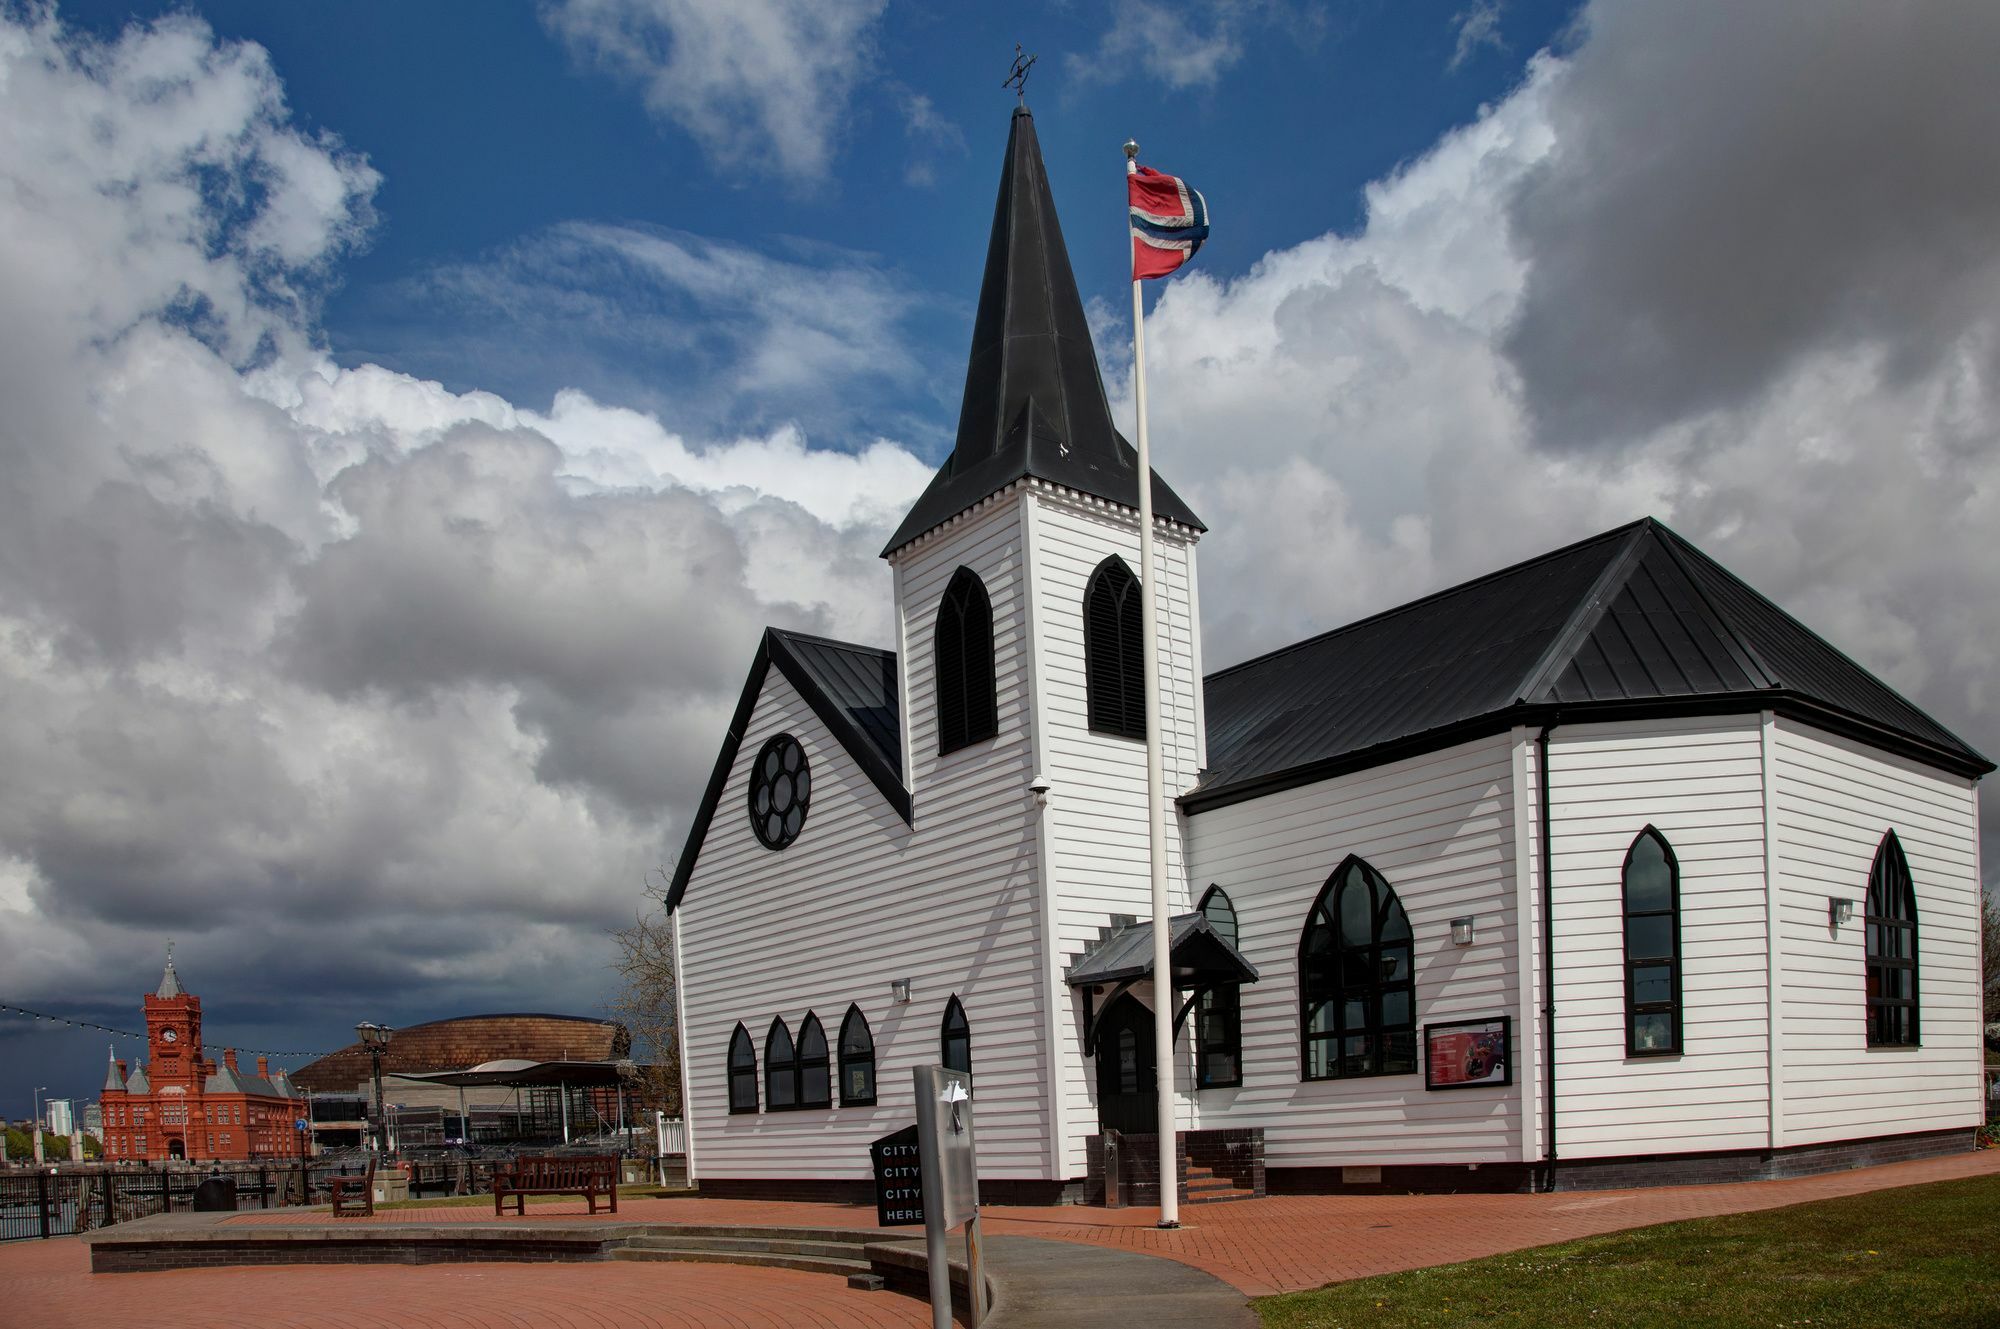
1623, 827, 1682, 1056
765, 1017, 797, 1111
1865, 831, 1919, 1046
1084, 556, 1146, 739
1300, 856, 1415, 1080
940, 995, 971, 1074
727, 1024, 758, 1115
934, 567, 998, 754
1197, 886, 1242, 1089
796, 1012, 831, 1108
838, 1005, 877, 1107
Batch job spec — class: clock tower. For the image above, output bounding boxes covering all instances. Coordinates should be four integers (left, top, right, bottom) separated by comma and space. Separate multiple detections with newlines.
143, 948, 205, 1090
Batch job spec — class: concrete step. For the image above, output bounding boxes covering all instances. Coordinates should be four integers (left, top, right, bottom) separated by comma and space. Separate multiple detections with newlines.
1184, 1187, 1256, 1205
610, 1246, 874, 1277
619, 1223, 875, 1246
623, 1234, 869, 1260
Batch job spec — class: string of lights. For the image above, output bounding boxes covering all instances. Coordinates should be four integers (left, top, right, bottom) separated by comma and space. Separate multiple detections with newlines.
0, 1001, 335, 1061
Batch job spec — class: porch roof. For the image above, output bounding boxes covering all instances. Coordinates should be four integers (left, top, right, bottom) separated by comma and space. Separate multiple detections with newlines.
1064, 913, 1259, 989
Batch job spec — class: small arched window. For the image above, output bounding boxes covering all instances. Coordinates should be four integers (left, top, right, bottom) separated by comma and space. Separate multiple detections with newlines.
1084, 556, 1146, 739
1300, 856, 1415, 1080
935, 567, 998, 754
1623, 827, 1681, 1056
797, 1012, 831, 1108
838, 1005, 877, 1107
1196, 886, 1242, 1089
765, 1017, 797, 1111
727, 1024, 758, 1115
1865, 831, 1919, 1047
940, 995, 971, 1074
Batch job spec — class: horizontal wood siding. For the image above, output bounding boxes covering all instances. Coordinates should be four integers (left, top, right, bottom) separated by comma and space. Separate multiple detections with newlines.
1770, 719, 1983, 1144
681, 499, 1051, 1181
1031, 490, 1203, 1174
1547, 716, 1771, 1157
1183, 734, 1523, 1168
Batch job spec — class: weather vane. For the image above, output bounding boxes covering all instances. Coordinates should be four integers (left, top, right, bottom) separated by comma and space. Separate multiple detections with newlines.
1004, 44, 1037, 104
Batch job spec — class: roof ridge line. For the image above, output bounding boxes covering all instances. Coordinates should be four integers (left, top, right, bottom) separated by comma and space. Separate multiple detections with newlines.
1204, 517, 1653, 686
1511, 522, 1654, 705
1644, 521, 1784, 689
768, 625, 894, 656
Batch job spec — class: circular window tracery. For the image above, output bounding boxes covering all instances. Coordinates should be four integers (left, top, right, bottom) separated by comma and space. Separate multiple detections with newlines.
748, 734, 811, 849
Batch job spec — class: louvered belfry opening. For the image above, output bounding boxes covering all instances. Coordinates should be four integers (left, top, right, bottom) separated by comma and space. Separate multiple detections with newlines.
1085, 556, 1146, 739
934, 567, 998, 754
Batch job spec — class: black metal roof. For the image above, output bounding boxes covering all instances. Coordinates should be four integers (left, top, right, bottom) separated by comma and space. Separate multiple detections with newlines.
665, 627, 908, 911
1064, 913, 1260, 988
1188, 517, 1990, 811
882, 106, 1202, 557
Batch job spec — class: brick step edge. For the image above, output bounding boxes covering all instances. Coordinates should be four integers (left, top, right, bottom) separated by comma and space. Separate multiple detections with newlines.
609, 1247, 873, 1277
623, 1235, 865, 1260
1184, 1189, 1257, 1205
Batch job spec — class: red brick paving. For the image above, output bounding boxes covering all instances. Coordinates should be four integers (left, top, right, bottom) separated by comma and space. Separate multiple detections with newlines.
0, 1236, 933, 1329
234, 1148, 2000, 1296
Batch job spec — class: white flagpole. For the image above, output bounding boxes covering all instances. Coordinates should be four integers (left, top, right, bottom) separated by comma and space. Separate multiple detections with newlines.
1125, 138, 1178, 1229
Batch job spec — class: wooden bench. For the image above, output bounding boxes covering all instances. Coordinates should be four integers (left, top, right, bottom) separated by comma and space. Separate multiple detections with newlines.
492, 1154, 619, 1216
328, 1159, 376, 1218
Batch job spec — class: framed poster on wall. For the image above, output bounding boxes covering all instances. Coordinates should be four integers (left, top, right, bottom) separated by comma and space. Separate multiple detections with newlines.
1424, 1015, 1512, 1090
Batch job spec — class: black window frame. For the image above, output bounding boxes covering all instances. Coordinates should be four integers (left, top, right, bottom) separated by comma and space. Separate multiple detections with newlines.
764, 1017, 797, 1111
1083, 556, 1146, 740
1622, 825, 1683, 1058
1299, 855, 1416, 1081
1865, 831, 1920, 1047
940, 995, 971, 1075
726, 1023, 758, 1115
837, 1004, 877, 1107
747, 734, 812, 850
934, 567, 998, 755
1196, 885, 1243, 1089
796, 1011, 832, 1109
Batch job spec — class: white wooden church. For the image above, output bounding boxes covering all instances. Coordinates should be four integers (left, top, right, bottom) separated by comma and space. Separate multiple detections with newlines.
665, 107, 1990, 1202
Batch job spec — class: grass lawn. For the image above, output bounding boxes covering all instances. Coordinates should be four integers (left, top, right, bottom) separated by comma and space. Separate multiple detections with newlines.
1256, 1173, 2000, 1329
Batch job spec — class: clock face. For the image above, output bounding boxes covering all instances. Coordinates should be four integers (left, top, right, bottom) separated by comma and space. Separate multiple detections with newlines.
161, 1028, 178, 1043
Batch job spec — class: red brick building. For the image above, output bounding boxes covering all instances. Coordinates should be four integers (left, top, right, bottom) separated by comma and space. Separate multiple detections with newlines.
97, 955, 306, 1163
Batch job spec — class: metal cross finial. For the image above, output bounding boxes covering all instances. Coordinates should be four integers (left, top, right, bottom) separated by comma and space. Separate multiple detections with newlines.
1004, 44, 1038, 103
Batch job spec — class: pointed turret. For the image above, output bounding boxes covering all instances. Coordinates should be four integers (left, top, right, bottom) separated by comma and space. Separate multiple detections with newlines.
883, 106, 1203, 556
103, 1046, 125, 1093
156, 948, 183, 998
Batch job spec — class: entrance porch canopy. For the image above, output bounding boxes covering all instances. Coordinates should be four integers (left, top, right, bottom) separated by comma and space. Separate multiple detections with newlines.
1065, 913, 1259, 1054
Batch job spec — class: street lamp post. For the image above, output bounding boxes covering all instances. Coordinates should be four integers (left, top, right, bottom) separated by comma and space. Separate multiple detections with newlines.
354, 1024, 394, 1155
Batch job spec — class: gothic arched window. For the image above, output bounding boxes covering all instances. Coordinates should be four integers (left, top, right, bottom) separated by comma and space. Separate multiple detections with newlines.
765, 1017, 797, 1111
1624, 827, 1682, 1056
940, 995, 971, 1074
1197, 885, 1243, 1088
935, 567, 998, 754
1084, 556, 1146, 739
1300, 856, 1415, 1080
727, 1024, 757, 1115
1865, 831, 1920, 1047
838, 1005, 877, 1107
796, 1012, 831, 1109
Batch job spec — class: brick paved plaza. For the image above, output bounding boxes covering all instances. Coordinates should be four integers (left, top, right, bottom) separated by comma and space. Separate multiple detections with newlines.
3, 1149, 1993, 1325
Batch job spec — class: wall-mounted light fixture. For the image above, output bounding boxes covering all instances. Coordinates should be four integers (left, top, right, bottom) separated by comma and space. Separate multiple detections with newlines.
1028, 772, 1052, 807
1829, 897, 1856, 929
1450, 916, 1476, 947
890, 978, 914, 1004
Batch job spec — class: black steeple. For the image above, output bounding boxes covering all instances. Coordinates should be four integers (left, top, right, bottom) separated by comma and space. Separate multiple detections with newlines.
883, 106, 1203, 556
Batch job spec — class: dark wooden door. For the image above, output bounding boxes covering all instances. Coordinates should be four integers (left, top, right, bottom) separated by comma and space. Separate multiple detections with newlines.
1095, 995, 1156, 1135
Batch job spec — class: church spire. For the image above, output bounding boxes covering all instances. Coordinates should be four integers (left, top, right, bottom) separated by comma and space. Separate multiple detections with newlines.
882, 106, 1203, 556
155, 943, 183, 999
103, 1044, 126, 1092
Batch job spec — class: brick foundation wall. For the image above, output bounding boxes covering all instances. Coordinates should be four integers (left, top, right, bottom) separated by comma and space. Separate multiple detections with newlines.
694, 1175, 1083, 1206
1550, 1126, 1977, 1191
1087, 1129, 1266, 1207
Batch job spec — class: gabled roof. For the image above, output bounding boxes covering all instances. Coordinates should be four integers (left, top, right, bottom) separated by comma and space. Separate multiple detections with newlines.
1065, 913, 1260, 988
125, 1065, 149, 1095
883, 106, 1202, 557
205, 1062, 247, 1094
665, 627, 909, 912
1189, 517, 1990, 811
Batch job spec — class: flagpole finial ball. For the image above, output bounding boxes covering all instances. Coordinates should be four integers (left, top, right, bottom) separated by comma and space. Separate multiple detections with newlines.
1123, 139, 1139, 159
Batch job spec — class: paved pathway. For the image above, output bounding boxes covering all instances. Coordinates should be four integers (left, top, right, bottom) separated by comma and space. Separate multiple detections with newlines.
229, 1148, 2000, 1296
0, 1235, 933, 1329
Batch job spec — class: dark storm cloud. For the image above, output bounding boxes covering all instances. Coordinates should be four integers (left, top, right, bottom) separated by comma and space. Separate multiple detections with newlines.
1504, 3, 2000, 448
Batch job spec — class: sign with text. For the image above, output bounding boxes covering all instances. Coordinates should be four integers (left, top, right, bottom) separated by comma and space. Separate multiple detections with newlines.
1424, 1015, 1512, 1090
871, 1124, 925, 1226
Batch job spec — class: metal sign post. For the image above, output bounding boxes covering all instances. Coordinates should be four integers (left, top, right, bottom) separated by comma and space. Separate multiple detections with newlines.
913, 1065, 985, 1328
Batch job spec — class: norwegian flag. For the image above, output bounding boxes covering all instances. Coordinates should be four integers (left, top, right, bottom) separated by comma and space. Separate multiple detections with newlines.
1128, 165, 1210, 280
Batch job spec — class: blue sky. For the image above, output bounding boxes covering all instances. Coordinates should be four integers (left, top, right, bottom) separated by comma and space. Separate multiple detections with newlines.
5, 2, 1998, 1116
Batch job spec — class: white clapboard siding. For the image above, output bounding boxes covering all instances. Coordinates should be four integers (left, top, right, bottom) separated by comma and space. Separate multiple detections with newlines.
1547, 716, 1772, 1158
682, 497, 1054, 1182
1029, 488, 1206, 1175
1769, 719, 1982, 1145
1180, 734, 1523, 1169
